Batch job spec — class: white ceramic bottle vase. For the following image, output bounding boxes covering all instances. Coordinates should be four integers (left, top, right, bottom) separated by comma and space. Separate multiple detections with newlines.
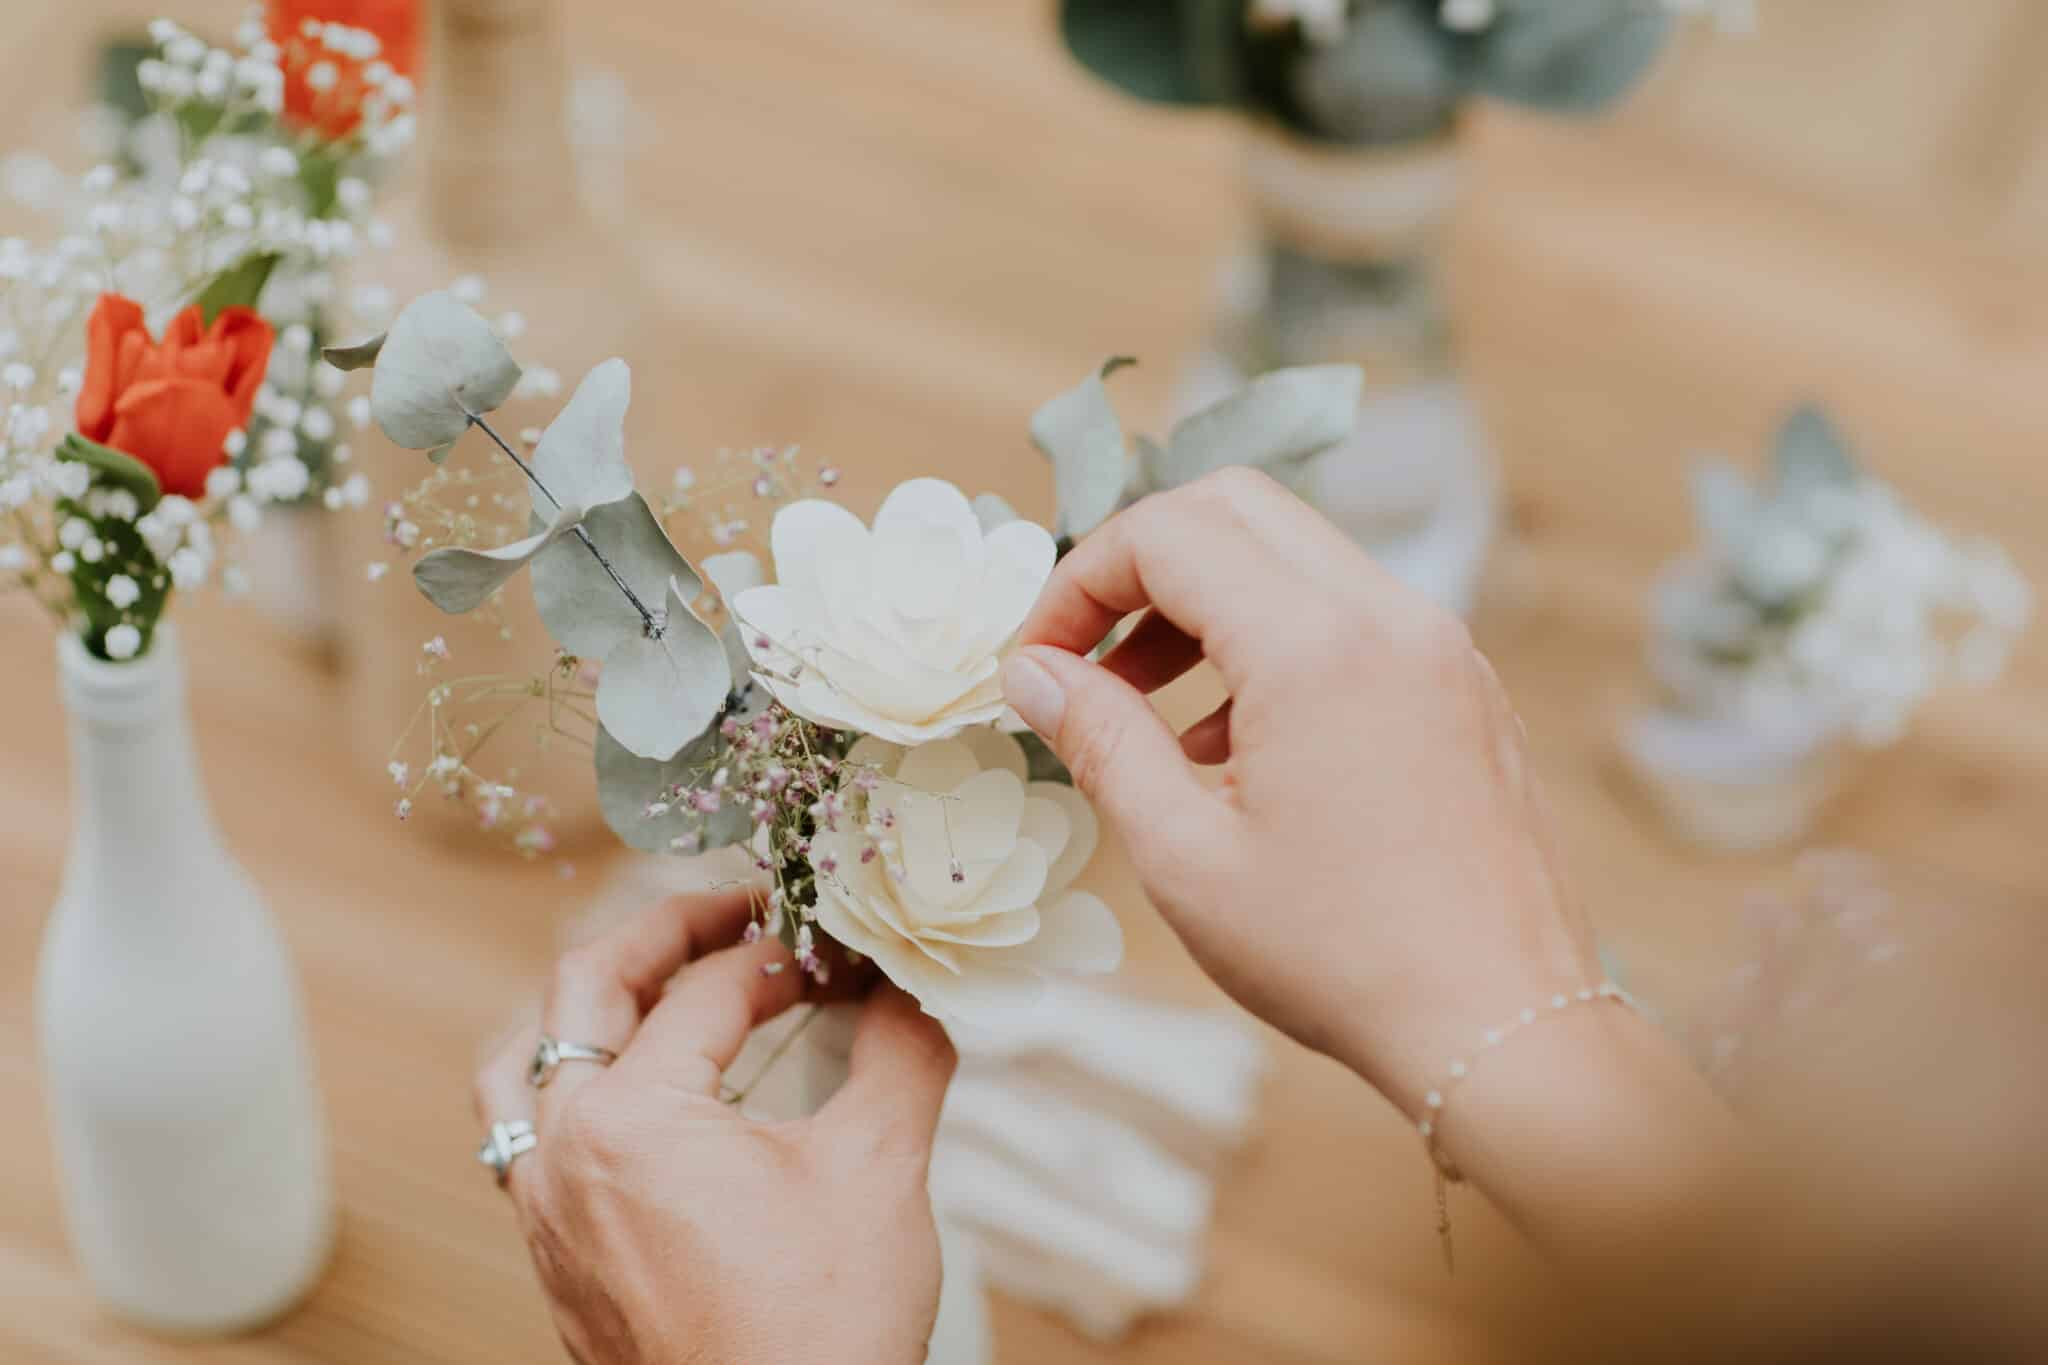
36, 628, 332, 1335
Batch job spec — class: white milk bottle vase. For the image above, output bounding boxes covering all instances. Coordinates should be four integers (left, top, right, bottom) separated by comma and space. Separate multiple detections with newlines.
35, 626, 333, 1334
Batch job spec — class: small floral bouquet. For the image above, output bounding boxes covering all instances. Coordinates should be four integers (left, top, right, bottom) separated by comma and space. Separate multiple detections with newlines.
341, 290, 1367, 1021
1059, 0, 1748, 146
1624, 406, 2029, 848
0, 5, 418, 661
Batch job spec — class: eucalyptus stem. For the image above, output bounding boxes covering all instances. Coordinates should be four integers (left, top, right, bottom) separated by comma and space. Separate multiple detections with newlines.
466, 413, 660, 633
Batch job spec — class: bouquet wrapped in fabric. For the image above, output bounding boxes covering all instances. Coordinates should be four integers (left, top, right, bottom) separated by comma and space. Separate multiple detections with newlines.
338, 292, 1364, 1023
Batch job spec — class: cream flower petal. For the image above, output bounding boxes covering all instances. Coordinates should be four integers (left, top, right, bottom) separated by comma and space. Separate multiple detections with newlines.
1018, 795, 1072, 871
751, 477, 1055, 745
874, 476, 984, 547
770, 498, 868, 602
960, 727, 1030, 782
1031, 781, 1099, 899
915, 906, 1041, 948
893, 738, 983, 796
1011, 890, 1123, 974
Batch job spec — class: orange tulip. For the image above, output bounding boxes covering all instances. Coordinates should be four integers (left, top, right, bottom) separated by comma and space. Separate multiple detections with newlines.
267, 0, 424, 139
75, 295, 274, 500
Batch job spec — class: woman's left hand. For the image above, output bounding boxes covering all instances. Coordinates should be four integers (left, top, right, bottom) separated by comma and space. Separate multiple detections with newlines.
473, 887, 957, 1365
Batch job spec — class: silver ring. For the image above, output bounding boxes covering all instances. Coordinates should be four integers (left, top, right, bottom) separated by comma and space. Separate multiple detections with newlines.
476, 1119, 538, 1189
527, 1035, 619, 1089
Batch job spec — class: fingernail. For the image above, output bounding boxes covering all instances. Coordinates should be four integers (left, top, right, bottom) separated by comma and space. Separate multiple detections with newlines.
1001, 652, 1066, 738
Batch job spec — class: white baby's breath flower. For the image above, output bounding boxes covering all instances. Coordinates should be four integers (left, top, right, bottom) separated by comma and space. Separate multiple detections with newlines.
105, 574, 140, 609
167, 546, 208, 590
736, 478, 1055, 745
103, 624, 142, 660
0, 543, 29, 573
811, 731, 1121, 1024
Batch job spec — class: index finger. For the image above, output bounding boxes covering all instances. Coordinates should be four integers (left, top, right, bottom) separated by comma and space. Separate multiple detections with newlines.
1015, 471, 1327, 692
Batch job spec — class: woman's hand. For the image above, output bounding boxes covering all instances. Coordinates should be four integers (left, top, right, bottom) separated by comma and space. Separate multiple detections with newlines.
1001, 467, 1589, 1111
1001, 469, 1736, 1247
474, 889, 956, 1365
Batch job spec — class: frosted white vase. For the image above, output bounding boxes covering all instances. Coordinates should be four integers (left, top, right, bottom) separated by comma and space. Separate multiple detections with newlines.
239, 508, 341, 649
1181, 128, 1496, 616
1621, 701, 1850, 853
36, 628, 333, 1336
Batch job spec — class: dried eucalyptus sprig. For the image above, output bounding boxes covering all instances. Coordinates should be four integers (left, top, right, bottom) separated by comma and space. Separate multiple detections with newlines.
328, 291, 732, 763
1031, 357, 1362, 541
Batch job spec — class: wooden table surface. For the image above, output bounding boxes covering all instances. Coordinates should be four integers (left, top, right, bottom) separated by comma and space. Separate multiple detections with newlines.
5, 3, 2047, 1362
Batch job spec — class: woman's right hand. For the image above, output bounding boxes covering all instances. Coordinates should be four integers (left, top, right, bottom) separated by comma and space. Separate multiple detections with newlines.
1000, 470, 1735, 1248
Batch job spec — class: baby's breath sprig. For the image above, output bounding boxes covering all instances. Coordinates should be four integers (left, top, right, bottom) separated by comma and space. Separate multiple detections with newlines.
384, 644, 592, 855
663, 444, 840, 551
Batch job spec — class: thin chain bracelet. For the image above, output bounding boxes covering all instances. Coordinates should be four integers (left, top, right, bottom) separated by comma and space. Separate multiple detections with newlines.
1417, 981, 1641, 1272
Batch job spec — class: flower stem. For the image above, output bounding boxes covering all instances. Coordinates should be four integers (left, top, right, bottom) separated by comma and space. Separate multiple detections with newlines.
466, 413, 660, 633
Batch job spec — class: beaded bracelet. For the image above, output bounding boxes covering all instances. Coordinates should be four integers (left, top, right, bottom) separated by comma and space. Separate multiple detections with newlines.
1417, 980, 1640, 1272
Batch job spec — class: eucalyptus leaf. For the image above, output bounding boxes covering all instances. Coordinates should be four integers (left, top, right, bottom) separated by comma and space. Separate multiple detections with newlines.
529, 359, 636, 515
1772, 404, 1857, 499
369, 290, 522, 451
596, 578, 731, 761
1689, 459, 1759, 558
56, 433, 161, 513
971, 492, 1019, 531
322, 333, 385, 372
1154, 363, 1361, 488
411, 505, 589, 615
532, 492, 699, 660
1475, 0, 1672, 113
1060, 0, 1241, 107
1290, 1, 1463, 144
701, 551, 765, 690
1032, 358, 1137, 540
594, 712, 755, 854
191, 252, 278, 323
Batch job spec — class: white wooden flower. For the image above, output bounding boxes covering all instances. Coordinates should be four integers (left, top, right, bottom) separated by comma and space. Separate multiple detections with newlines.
811, 732, 1122, 1024
733, 478, 1056, 745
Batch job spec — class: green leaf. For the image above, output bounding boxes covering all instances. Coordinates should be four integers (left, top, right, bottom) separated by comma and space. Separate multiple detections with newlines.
1153, 363, 1361, 489
412, 505, 590, 615
322, 334, 386, 371
595, 578, 731, 761
95, 37, 154, 124
56, 433, 161, 513
1060, 0, 1244, 107
191, 253, 279, 323
532, 492, 700, 660
594, 710, 756, 854
1473, 0, 1672, 114
1015, 729, 1074, 786
370, 291, 523, 451
1289, 2, 1464, 144
1031, 358, 1138, 541
1772, 404, 1858, 497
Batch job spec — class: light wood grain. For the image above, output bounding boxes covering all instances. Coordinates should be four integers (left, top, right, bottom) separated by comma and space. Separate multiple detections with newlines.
5, 2, 2047, 1362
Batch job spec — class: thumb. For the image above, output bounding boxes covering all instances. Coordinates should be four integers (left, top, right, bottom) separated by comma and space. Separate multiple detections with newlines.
1000, 645, 1232, 888
816, 986, 956, 1160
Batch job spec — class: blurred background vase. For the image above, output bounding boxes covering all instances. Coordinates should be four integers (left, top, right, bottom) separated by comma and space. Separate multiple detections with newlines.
1182, 122, 1497, 615
1622, 695, 1852, 854
334, 0, 690, 849
36, 629, 332, 1335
